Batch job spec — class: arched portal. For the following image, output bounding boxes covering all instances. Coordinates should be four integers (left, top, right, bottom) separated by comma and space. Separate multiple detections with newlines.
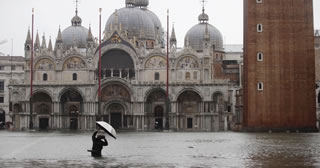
105, 103, 124, 129
177, 90, 202, 129
60, 89, 83, 130
101, 83, 131, 129
100, 49, 135, 79
154, 105, 164, 129
145, 89, 166, 130
0, 109, 5, 129
32, 92, 52, 130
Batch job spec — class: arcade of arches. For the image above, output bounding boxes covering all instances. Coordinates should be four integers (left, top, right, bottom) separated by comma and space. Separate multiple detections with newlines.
8, 0, 235, 131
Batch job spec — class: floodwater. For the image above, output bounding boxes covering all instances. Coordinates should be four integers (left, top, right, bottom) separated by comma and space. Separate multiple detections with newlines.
0, 131, 320, 168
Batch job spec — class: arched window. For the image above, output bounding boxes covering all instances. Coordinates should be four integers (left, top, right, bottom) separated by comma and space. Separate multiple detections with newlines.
257, 52, 264, 61
43, 73, 48, 81
73, 73, 77, 81
257, 82, 264, 91
186, 72, 191, 80
155, 72, 160, 80
257, 24, 263, 32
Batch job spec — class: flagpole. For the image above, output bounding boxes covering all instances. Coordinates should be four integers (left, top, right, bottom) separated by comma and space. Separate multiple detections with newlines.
165, 9, 170, 130
98, 8, 102, 121
29, 8, 34, 129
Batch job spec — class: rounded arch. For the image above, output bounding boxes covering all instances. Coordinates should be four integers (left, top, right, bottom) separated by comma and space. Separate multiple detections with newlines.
101, 49, 134, 69
177, 90, 202, 102
212, 91, 224, 101
102, 100, 128, 129
58, 87, 86, 102
175, 88, 203, 102
62, 55, 87, 71
175, 54, 200, 69
60, 88, 84, 115
32, 91, 52, 102
144, 87, 167, 102
28, 89, 53, 101
95, 44, 138, 70
31, 91, 53, 115
100, 82, 132, 102
34, 57, 56, 71
144, 54, 167, 69
103, 100, 128, 115
60, 89, 84, 102
176, 90, 202, 115
11, 90, 21, 102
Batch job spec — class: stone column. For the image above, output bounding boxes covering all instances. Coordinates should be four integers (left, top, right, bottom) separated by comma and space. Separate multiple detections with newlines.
111, 68, 114, 77
126, 69, 130, 79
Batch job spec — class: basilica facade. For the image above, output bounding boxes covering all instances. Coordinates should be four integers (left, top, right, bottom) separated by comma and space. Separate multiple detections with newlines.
9, 0, 239, 131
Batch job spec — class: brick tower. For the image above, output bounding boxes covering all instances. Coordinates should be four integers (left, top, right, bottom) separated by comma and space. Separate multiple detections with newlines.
243, 0, 317, 132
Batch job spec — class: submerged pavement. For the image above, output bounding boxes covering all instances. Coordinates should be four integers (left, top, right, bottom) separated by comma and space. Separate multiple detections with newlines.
0, 131, 320, 168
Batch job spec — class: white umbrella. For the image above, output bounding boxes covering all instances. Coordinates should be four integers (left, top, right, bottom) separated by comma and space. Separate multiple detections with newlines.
96, 121, 117, 139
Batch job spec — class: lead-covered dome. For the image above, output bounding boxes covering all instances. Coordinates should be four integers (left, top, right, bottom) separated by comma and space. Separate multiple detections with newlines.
142, 9, 162, 38
184, 9, 223, 52
61, 12, 88, 49
105, 0, 162, 41
106, 8, 155, 40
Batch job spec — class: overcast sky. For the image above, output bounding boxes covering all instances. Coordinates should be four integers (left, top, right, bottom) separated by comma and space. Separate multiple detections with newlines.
0, 0, 319, 56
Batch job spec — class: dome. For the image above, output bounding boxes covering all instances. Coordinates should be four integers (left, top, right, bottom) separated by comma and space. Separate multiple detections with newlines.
105, 7, 156, 40
62, 14, 89, 49
184, 23, 223, 51
184, 8, 223, 52
142, 9, 163, 36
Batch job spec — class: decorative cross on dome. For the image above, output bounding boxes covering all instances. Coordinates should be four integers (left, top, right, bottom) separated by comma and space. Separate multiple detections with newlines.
74, 0, 80, 15
201, 0, 207, 12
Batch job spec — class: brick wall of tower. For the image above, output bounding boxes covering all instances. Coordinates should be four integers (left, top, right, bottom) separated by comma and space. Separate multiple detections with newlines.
315, 36, 320, 82
243, 0, 317, 131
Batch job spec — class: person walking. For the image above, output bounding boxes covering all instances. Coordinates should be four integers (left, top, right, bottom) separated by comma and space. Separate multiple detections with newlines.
90, 130, 108, 157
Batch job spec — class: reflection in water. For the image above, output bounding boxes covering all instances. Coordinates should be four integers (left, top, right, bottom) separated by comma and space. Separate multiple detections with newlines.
0, 132, 319, 167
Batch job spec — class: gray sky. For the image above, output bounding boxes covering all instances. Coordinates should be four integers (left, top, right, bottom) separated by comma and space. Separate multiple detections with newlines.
0, 0, 319, 56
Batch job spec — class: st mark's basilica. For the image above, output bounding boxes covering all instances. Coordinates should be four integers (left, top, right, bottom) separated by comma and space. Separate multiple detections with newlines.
8, 0, 241, 131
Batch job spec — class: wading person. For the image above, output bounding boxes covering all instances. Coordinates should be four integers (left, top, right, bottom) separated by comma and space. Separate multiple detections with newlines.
91, 130, 108, 157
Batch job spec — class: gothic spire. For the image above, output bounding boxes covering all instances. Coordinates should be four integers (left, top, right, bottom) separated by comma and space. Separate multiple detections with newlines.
87, 25, 94, 42
48, 37, 53, 51
26, 28, 32, 43
41, 33, 47, 49
56, 26, 63, 43
34, 31, 40, 50
170, 24, 177, 43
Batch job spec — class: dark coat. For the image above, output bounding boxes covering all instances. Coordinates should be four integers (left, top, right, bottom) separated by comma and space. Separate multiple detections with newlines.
91, 131, 108, 157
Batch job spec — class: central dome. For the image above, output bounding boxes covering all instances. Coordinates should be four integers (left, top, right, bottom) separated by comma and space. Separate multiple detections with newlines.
105, 1, 162, 42
106, 8, 156, 40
